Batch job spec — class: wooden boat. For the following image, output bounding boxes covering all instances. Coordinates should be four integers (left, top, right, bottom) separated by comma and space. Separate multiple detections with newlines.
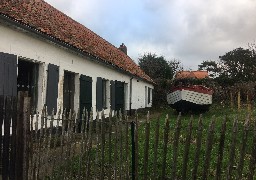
167, 71, 213, 113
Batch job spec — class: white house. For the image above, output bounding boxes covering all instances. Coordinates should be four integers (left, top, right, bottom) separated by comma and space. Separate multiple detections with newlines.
0, 1, 154, 118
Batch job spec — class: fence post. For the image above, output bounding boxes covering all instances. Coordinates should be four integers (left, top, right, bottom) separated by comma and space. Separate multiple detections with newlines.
107, 110, 113, 180
153, 116, 160, 179
10, 96, 17, 180
237, 90, 241, 112
226, 117, 238, 179
215, 116, 227, 180
202, 116, 215, 179
230, 91, 234, 109
181, 116, 193, 180
237, 116, 250, 179
172, 113, 182, 180
161, 114, 170, 179
191, 115, 203, 179
2, 96, 12, 180
23, 96, 31, 180
248, 118, 256, 180
143, 111, 150, 180
131, 119, 135, 180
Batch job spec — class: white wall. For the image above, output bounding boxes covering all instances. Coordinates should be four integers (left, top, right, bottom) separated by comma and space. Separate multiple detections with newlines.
0, 23, 154, 118
131, 78, 154, 109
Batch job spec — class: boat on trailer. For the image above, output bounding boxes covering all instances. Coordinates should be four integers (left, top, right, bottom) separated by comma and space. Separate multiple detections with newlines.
167, 71, 213, 113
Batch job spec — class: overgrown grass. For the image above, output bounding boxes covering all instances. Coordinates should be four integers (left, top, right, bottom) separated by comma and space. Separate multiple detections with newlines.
46, 105, 255, 179
137, 105, 255, 179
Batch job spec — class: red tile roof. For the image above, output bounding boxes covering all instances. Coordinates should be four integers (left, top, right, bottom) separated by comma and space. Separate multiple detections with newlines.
175, 71, 209, 79
0, 1, 153, 83
192, 71, 209, 79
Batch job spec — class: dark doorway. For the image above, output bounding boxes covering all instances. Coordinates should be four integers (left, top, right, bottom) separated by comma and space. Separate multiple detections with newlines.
80, 75, 92, 117
17, 59, 39, 109
115, 81, 125, 113
63, 71, 75, 113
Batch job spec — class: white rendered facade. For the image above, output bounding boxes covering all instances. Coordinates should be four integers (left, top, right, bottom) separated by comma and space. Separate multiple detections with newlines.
0, 22, 154, 119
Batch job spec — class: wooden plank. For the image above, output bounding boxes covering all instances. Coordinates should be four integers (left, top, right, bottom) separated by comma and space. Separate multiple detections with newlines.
28, 113, 34, 179
237, 116, 250, 179
45, 112, 54, 177
202, 116, 215, 179
181, 116, 193, 180
171, 113, 182, 179
86, 115, 93, 179
100, 111, 106, 180
37, 107, 46, 179
143, 111, 150, 180
2, 96, 12, 179
0, 57, 4, 95
226, 117, 238, 179
33, 112, 39, 180
23, 96, 31, 180
78, 108, 85, 179
215, 116, 227, 180
161, 114, 170, 180
153, 115, 160, 179
125, 114, 130, 179
113, 113, 118, 180
191, 115, 203, 179
119, 111, 123, 180
0, 95, 4, 173
247, 117, 256, 180
94, 111, 100, 179
134, 111, 139, 180
237, 90, 241, 112
108, 110, 113, 180
15, 91, 27, 180
10, 97, 18, 179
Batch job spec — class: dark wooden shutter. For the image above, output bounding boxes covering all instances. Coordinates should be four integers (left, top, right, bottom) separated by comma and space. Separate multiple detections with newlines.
63, 72, 75, 112
80, 75, 92, 115
148, 87, 151, 104
46, 64, 59, 114
110, 80, 115, 110
0, 52, 17, 97
115, 81, 124, 112
96, 77, 103, 111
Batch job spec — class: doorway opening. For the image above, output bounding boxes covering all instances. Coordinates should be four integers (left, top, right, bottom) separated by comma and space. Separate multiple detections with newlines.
17, 59, 39, 110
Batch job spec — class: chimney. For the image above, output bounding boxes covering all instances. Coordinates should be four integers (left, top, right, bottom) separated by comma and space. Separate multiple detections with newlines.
119, 43, 127, 55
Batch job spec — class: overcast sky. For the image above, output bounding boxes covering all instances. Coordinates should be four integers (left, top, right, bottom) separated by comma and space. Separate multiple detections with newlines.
44, 0, 256, 70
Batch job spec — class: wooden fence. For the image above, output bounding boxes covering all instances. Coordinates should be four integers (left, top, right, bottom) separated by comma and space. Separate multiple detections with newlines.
134, 113, 256, 180
1, 94, 256, 179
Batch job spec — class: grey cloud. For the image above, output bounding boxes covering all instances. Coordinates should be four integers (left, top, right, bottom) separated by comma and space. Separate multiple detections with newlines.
44, 0, 256, 69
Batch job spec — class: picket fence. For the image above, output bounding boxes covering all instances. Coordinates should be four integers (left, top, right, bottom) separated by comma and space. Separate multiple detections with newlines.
0, 93, 256, 179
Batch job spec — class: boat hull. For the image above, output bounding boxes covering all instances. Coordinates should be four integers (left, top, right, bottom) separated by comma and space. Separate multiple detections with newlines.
167, 87, 213, 112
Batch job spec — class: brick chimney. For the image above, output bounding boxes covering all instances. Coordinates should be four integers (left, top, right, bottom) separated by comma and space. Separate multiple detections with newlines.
118, 43, 127, 55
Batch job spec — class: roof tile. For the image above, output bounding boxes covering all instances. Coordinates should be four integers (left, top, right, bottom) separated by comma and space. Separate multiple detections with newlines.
175, 71, 209, 79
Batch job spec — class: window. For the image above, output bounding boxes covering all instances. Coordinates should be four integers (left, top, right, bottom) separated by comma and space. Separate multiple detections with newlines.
63, 71, 75, 113
148, 87, 151, 104
102, 79, 107, 108
96, 77, 109, 111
